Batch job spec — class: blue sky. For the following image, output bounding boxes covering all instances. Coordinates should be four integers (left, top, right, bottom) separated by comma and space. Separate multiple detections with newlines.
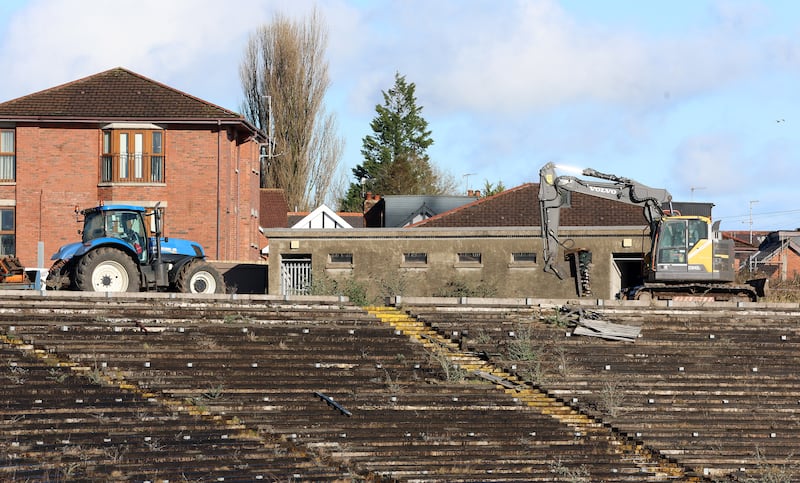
0, 0, 798, 231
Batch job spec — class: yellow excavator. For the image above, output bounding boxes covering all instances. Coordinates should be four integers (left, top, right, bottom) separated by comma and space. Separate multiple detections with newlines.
538, 162, 764, 301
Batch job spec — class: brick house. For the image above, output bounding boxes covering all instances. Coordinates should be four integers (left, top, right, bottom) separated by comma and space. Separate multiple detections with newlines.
0, 67, 265, 269
745, 230, 800, 281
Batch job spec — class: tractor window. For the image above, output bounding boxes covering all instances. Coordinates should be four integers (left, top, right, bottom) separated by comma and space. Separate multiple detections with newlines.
101, 211, 148, 262
82, 212, 106, 242
106, 212, 145, 241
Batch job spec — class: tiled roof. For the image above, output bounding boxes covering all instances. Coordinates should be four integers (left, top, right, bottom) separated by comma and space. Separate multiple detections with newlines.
413, 183, 645, 228
259, 189, 289, 229
339, 213, 364, 228
0, 67, 243, 121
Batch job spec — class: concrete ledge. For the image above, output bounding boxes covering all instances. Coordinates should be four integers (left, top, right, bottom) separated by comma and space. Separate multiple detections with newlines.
0, 289, 349, 305
389, 295, 800, 311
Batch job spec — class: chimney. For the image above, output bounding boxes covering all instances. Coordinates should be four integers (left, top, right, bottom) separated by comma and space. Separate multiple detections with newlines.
364, 192, 381, 213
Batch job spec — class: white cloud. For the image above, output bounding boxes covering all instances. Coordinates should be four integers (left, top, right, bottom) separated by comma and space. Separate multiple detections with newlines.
331, 0, 771, 119
0, 0, 796, 229
674, 134, 749, 195
0, 0, 336, 107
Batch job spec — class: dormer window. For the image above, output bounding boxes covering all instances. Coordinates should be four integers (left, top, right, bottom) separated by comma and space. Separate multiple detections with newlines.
100, 126, 164, 183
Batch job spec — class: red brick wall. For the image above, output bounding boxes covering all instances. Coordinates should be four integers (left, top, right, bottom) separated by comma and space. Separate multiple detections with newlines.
9, 123, 262, 268
15, 125, 104, 267
780, 249, 800, 281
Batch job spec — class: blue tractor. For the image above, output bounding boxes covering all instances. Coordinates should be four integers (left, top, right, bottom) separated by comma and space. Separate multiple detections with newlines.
48, 204, 225, 293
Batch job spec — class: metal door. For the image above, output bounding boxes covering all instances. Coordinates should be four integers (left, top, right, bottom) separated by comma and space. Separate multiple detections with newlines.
280, 255, 312, 295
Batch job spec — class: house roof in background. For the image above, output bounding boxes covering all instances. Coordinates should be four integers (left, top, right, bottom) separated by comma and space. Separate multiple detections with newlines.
290, 205, 353, 229
288, 211, 364, 228
0, 67, 254, 127
378, 195, 479, 227
259, 189, 289, 229
412, 183, 646, 228
337, 213, 364, 228
749, 231, 800, 265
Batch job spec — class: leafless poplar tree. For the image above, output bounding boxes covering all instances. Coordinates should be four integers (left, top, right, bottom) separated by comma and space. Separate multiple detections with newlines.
240, 8, 342, 211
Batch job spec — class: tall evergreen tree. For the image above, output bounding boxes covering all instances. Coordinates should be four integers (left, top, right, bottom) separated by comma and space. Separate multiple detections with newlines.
339, 73, 438, 212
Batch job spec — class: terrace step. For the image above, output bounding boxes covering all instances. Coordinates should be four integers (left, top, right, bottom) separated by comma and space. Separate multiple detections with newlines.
366, 305, 701, 481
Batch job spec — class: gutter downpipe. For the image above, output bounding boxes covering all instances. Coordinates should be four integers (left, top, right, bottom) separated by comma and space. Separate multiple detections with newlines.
216, 119, 221, 259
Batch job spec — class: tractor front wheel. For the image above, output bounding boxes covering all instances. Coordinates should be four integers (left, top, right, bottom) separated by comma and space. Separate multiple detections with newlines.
75, 247, 140, 292
175, 260, 225, 294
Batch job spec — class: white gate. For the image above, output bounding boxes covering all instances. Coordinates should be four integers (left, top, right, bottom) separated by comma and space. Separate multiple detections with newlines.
280, 255, 312, 295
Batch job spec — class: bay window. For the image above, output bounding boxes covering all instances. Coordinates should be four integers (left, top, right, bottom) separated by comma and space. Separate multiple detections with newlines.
101, 128, 164, 183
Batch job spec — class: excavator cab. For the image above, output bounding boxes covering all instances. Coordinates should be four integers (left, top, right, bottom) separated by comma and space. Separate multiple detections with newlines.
650, 216, 735, 283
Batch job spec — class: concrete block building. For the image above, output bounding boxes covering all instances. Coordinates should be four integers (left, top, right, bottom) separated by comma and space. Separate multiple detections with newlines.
262, 184, 653, 299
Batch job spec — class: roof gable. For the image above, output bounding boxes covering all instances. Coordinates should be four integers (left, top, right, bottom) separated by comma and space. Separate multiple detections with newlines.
0, 67, 243, 121
398, 202, 438, 227
291, 205, 353, 229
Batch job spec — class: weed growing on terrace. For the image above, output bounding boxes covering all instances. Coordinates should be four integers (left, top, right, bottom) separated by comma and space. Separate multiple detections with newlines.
507, 324, 539, 362
522, 360, 548, 386
103, 444, 128, 464
430, 351, 466, 383
383, 369, 401, 393
542, 310, 571, 328
742, 447, 797, 483
46, 368, 69, 384
598, 378, 626, 417
6, 363, 28, 385
554, 345, 572, 378
223, 313, 251, 324
308, 271, 372, 306
549, 459, 590, 483
84, 368, 104, 385
473, 328, 492, 344
202, 384, 225, 401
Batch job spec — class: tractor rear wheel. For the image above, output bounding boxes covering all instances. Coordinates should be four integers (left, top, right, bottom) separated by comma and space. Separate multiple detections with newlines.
175, 260, 225, 294
75, 247, 140, 292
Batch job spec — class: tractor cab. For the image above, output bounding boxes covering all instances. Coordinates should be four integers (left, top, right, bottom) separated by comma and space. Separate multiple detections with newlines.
81, 206, 148, 263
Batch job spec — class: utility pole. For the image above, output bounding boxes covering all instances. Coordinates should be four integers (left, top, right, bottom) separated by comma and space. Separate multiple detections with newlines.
749, 200, 759, 244
690, 186, 705, 201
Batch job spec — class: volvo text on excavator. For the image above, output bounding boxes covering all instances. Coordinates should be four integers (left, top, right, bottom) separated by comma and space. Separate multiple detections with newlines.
538, 162, 763, 301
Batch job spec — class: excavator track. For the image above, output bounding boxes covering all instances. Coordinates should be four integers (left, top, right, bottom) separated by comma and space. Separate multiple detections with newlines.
631, 282, 759, 302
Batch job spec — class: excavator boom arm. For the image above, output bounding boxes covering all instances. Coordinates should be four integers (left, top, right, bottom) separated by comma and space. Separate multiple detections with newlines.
539, 162, 672, 278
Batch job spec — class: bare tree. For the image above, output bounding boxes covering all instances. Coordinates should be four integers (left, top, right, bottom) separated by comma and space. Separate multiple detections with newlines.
239, 8, 342, 211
